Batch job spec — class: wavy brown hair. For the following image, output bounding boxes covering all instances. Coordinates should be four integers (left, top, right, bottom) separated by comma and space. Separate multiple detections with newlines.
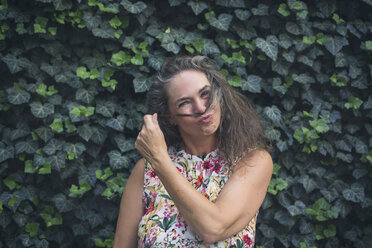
146, 55, 270, 164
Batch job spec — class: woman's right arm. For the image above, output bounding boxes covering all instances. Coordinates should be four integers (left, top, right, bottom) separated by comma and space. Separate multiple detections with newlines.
113, 159, 145, 248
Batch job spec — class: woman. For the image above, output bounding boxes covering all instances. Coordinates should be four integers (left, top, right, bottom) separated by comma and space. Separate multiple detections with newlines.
113, 56, 273, 247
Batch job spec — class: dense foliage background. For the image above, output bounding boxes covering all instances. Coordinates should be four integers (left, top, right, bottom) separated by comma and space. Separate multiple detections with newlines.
0, 0, 371, 247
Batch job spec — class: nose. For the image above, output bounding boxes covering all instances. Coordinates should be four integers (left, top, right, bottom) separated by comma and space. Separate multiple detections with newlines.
194, 98, 207, 114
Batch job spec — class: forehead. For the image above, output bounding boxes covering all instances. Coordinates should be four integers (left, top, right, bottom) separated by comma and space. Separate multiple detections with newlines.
166, 70, 210, 99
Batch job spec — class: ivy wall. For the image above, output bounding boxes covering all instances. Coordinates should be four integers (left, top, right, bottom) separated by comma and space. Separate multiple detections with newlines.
0, 0, 372, 247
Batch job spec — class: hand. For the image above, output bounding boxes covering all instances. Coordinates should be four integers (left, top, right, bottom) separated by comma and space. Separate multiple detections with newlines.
135, 113, 168, 165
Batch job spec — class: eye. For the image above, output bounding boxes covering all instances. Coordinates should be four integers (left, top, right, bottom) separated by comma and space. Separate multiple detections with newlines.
178, 101, 189, 108
201, 90, 210, 98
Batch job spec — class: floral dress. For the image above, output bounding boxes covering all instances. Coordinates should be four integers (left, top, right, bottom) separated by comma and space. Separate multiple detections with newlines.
137, 146, 257, 248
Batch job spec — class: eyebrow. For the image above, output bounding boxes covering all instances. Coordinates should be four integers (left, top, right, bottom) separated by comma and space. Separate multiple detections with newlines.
175, 85, 210, 105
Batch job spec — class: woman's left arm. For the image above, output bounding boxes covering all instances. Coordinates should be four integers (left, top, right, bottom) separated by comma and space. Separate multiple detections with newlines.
135, 114, 273, 244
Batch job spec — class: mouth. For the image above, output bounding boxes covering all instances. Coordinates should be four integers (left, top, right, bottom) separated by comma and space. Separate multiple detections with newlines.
199, 114, 212, 123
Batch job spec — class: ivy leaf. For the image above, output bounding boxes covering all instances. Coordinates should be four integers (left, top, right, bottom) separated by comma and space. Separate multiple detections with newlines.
0, 146, 14, 163
114, 135, 135, 153
264, 105, 281, 122
7, 87, 31, 105
317, 1, 336, 17
216, 0, 245, 7
187, 1, 208, 15
107, 150, 130, 169
15, 139, 38, 155
285, 22, 301, 35
121, 0, 147, 14
241, 75, 262, 93
298, 175, 318, 193
203, 39, 220, 54
35, 127, 54, 142
72, 222, 89, 236
63, 143, 86, 158
106, 115, 126, 131
111, 51, 131, 66
323, 36, 349, 56
208, 13, 233, 31
92, 26, 115, 39
2, 54, 30, 74
252, 3, 269, 16
96, 101, 116, 118
345, 97, 363, 109
90, 127, 107, 145
133, 73, 150, 93
256, 35, 279, 61
75, 87, 96, 104
53, 0, 72, 11
30, 102, 54, 118
52, 193, 74, 213
342, 183, 365, 203
234, 9, 250, 21
43, 138, 64, 155
77, 124, 94, 142
161, 42, 180, 54
40, 63, 60, 77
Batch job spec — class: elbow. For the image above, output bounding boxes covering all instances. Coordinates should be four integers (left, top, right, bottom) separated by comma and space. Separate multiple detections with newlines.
198, 224, 226, 244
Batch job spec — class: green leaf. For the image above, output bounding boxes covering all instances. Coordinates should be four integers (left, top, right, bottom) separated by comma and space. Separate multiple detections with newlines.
40, 205, 62, 227
278, 3, 290, 17
111, 51, 131, 66
4, 174, 20, 190
25, 222, 39, 238
50, 118, 64, 133
109, 16, 122, 29
25, 160, 38, 174
345, 97, 363, 109
309, 119, 330, 133
131, 53, 143, 65
192, 38, 204, 53
332, 13, 344, 24
365, 41, 372, 50
69, 181, 91, 198
121, 0, 147, 14
96, 167, 113, 181
256, 35, 278, 61
207, 13, 233, 31
228, 75, 242, 87
76, 66, 90, 79
39, 162, 51, 174
267, 178, 288, 195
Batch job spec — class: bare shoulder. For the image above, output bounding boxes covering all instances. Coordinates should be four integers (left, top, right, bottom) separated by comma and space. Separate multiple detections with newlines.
232, 149, 273, 176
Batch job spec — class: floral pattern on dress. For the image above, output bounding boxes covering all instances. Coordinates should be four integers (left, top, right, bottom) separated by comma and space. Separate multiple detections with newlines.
137, 146, 257, 248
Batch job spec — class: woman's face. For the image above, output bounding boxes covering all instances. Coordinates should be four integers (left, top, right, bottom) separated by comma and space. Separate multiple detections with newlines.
166, 70, 221, 140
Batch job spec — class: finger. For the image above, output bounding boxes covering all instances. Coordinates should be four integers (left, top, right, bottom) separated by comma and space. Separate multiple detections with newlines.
152, 113, 159, 127
144, 114, 156, 129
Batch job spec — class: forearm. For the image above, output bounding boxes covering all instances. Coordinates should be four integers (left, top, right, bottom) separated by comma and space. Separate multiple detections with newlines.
150, 155, 227, 242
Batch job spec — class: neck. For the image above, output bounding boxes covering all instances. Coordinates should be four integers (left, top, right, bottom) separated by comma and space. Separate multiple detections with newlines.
181, 134, 218, 156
